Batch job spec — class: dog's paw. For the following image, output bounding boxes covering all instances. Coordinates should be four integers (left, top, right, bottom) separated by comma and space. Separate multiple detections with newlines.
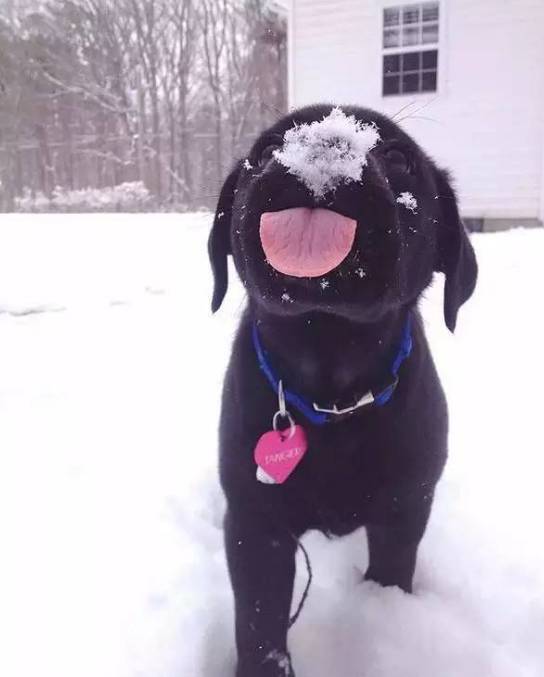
364, 565, 413, 593
236, 650, 295, 677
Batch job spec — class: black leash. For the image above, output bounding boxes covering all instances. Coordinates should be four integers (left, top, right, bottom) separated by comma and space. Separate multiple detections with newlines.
288, 539, 313, 628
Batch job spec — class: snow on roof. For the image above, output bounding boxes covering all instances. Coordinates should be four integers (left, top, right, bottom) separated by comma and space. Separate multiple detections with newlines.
273, 107, 381, 197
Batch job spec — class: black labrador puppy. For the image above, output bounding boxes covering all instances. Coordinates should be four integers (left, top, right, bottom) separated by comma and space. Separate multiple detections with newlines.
208, 105, 477, 677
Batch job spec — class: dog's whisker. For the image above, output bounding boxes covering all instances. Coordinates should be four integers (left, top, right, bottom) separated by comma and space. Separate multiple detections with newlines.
390, 99, 422, 121
394, 114, 440, 125
395, 96, 439, 124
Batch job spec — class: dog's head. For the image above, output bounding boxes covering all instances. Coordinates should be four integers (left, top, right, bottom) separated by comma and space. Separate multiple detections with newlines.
209, 104, 477, 331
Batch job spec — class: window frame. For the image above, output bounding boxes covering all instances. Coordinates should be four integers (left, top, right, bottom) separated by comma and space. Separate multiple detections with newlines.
380, 1, 443, 99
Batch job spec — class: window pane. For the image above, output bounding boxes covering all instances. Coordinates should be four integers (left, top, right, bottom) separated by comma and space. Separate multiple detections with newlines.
383, 75, 401, 96
402, 25, 420, 46
422, 70, 437, 91
422, 23, 439, 43
402, 72, 420, 93
384, 7, 400, 26
402, 6, 420, 24
422, 2, 439, 22
422, 49, 438, 68
384, 28, 400, 48
402, 51, 420, 71
384, 54, 401, 74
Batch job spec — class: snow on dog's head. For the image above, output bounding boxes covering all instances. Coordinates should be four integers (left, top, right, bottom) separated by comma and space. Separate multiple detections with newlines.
273, 107, 381, 197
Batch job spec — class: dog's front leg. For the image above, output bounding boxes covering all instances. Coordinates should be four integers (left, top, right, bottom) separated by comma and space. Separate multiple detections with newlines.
225, 509, 297, 677
365, 498, 432, 593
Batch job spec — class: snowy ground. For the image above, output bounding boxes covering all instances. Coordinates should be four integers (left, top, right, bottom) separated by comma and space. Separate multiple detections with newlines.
1, 214, 543, 677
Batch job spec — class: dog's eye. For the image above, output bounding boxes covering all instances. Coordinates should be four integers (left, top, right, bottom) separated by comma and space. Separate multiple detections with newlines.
384, 148, 411, 174
258, 144, 280, 167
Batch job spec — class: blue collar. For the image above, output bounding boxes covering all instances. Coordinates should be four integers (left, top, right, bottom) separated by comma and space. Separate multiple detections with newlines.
252, 316, 413, 426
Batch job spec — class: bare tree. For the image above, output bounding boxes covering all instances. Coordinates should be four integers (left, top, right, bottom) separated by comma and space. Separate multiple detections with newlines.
0, 0, 287, 212
198, 0, 230, 186
161, 0, 197, 203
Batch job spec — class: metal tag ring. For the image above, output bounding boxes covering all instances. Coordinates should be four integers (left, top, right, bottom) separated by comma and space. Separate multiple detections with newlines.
272, 410, 296, 439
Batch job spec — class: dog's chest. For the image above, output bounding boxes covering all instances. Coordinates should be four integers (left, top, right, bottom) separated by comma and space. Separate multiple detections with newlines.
295, 346, 378, 399
280, 416, 402, 533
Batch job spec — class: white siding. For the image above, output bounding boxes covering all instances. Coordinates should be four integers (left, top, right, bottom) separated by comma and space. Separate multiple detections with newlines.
291, 0, 544, 219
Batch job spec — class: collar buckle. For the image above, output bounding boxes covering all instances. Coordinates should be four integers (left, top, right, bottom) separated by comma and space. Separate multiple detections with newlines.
312, 390, 374, 416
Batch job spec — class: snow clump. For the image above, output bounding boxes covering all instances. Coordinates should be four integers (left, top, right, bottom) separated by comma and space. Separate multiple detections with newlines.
396, 191, 418, 213
265, 650, 292, 676
273, 107, 381, 198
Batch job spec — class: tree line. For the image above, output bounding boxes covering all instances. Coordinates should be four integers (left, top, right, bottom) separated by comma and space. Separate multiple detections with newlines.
0, 0, 286, 211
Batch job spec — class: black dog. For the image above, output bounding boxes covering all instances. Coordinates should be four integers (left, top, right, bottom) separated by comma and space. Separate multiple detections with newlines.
209, 105, 477, 677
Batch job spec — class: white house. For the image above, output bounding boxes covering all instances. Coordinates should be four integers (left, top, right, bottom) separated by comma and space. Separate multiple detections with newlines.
278, 0, 544, 230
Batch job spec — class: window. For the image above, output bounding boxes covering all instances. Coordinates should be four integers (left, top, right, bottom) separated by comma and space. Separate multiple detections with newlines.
383, 49, 438, 95
382, 2, 439, 96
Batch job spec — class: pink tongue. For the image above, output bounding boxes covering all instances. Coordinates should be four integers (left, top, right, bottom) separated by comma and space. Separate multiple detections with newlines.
259, 208, 357, 278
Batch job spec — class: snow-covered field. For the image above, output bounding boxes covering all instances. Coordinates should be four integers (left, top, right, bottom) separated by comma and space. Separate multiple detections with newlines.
1, 214, 543, 677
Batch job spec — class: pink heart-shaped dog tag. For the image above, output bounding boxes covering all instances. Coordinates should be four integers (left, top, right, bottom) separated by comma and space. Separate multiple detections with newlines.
254, 425, 308, 484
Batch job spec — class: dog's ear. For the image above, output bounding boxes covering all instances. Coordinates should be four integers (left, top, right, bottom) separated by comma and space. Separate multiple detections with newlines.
208, 163, 242, 313
434, 169, 478, 332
